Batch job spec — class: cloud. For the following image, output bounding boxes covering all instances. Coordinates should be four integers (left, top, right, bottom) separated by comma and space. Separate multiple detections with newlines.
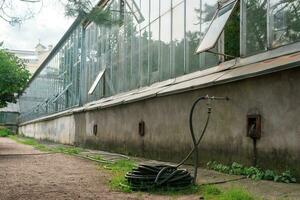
0, 0, 75, 50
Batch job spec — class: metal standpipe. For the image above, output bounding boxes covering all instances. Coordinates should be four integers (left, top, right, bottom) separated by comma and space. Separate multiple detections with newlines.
188, 95, 230, 183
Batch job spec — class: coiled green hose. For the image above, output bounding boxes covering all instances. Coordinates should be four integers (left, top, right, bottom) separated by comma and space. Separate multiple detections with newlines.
125, 95, 229, 190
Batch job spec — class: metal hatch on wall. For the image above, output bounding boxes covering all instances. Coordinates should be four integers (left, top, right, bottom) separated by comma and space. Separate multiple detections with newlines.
196, 0, 239, 54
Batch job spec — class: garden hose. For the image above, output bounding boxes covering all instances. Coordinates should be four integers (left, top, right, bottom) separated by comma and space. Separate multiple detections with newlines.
125, 95, 229, 190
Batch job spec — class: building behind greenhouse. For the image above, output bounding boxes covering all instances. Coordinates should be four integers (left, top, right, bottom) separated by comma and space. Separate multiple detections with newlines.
0, 104, 19, 133
18, 0, 300, 178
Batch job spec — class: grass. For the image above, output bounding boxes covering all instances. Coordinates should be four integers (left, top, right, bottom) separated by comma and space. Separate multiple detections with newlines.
9, 135, 84, 154
52, 145, 84, 155
218, 188, 255, 200
9, 135, 258, 199
97, 159, 258, 199
97, 159, 136, 192
9, 135, 51, 151
0, 127, 13, 137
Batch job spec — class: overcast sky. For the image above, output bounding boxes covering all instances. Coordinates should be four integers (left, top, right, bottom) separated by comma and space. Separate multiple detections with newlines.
0, 0, 75, 50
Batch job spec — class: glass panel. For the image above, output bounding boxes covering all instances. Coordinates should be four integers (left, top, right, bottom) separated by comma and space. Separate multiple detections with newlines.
172, 2, 185, 76
140, 0, 150, 28
186, 0, 218, 72
224, 2, 240, 59
160, 11, 171, 80
172, 0, 184, 7
140, 27, 149, 86
129, 1, 140, 90
118, 26, 126, 92
270, 0, 300, 48
19, 0, 232, 122
149, 19, 160, 83
131, 26, 140, 89
186, 0, 201, 73
18, 27, 81, 122
124, 5, 133, 92
150, 0, 160, 22
242, 0, 267, 56
111, 26, 120, 94
104, 25, 113, 97
196, 0, 238, 53
85, 23, 104, 102
161, 0, 171, 15
125, 0, 145, 23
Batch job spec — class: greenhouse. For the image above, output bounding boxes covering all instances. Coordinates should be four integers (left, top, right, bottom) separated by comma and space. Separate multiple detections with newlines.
19, 0, 300, 122
17, 0, 300, 178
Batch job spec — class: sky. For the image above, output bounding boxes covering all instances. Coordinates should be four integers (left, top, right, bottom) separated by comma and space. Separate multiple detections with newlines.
0, 0, 75, 50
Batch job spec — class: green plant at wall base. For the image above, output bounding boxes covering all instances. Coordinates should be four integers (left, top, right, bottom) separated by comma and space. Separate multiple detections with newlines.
207, 161, 297, 183
0, 127, 12, 137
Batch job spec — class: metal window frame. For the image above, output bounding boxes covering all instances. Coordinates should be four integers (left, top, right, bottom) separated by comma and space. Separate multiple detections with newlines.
240, 0, 300, 57
124, 0, 145, 23
52, 82, 73, 103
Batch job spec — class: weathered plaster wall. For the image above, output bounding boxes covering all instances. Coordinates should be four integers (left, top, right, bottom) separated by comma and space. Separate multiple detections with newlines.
19, 115, 76, 144
19, 67, 300, 176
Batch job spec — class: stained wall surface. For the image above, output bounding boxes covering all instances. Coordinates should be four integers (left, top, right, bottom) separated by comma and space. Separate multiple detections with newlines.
19, 67, 300, 177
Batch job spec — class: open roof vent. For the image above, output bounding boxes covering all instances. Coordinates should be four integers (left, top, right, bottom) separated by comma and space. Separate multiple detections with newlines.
196, 0, 239, 54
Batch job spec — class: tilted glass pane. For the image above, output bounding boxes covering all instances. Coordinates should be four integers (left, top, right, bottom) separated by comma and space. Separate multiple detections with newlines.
196, 0, 238, 54
88, 69, 106, 95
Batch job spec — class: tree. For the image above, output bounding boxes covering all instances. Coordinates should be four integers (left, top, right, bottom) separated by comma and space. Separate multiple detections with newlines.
0, 0, 43, 25
0, 0, 119, 26
0, 48, 30, 108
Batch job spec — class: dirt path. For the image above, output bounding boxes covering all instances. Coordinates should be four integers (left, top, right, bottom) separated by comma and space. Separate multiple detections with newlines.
0, 138, 198, 200
1, 137, 300, 200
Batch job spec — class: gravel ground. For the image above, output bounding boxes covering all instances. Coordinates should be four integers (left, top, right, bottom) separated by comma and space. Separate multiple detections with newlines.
1, 137, 300, 200
0, 138, 199, 200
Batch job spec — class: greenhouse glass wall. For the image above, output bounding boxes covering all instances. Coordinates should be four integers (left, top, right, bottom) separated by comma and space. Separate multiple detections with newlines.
0, 103, 19, 132
19, 0, 300, 122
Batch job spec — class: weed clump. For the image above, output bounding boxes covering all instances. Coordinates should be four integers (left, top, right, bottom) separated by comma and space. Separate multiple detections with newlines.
207, 161, 297, 183
0, 127, 13, 137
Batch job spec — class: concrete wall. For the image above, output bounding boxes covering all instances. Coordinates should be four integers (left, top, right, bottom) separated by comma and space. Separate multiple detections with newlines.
19, 115, 76, 144
19, 67, 300, 177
